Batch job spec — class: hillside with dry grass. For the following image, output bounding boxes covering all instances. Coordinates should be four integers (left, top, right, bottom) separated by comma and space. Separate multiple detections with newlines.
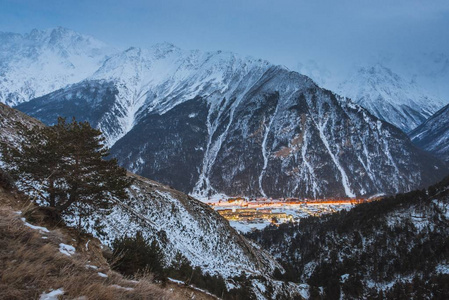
0, 177, 218, 300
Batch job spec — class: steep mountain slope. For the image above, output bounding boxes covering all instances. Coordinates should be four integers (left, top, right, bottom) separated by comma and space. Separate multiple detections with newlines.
247, 176, 449, 299
13, 80, 124, 147
17, 50, 448, 199
410, 103, 449, 163
79, 172, 279, 278
337, 64, 446, 133
78, 173, 307, 298
0, 27, 115, 106
0, 102, 43, 149
0, 103, 305, 299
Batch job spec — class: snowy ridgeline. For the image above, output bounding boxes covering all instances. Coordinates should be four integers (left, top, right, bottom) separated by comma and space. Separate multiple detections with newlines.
0, 27, 115, 107
335, 64, 446, 133
3, 27, 448, 136
13, 174, 307, 298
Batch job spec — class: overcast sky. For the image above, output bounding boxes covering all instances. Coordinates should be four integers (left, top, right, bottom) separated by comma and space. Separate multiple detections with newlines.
1, 0, 449, 71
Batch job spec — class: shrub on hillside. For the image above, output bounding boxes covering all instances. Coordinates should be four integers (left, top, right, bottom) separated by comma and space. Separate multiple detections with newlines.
111, 231, 166, 280
0, 168, 15, 191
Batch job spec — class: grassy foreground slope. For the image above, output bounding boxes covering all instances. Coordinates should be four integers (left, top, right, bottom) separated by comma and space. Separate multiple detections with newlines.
0, 176, 216, 300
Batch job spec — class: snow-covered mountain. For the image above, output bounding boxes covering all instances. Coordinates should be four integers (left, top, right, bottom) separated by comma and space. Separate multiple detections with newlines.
296, 60, 448, 133
0, 27, 115, 106
0, 27, 444, 199
376, 52, 449, 102
337, 64, 445, 133
15, 40, 448, 199
1, 26, 446, 135
410, 103, 449, 163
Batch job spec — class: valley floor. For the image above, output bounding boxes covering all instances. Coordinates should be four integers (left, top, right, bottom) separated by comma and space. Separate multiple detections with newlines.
204, 196, 375, 232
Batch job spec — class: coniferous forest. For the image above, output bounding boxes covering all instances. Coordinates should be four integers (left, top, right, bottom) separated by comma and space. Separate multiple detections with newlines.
247, 177, 449, 299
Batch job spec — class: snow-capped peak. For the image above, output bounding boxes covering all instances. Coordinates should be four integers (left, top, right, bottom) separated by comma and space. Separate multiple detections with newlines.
150, 41, 181, 58
86, 44, 273, 146
0, 27, 116, 106
337, 63, 446, 132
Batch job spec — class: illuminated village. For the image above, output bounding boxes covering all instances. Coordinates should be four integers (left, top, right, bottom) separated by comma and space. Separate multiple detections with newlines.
207, 197, 380, 233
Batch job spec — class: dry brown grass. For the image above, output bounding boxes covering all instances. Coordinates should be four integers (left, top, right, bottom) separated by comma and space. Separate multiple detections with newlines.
0, 186, 191, 300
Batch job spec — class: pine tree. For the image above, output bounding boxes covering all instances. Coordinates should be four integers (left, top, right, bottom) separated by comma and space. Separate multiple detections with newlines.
2, 117, 132, 221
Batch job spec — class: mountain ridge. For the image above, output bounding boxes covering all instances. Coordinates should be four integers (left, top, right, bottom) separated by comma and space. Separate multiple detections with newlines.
338, 63, 445, 133
17, 66, 448, 199
3, 27, 447, 199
